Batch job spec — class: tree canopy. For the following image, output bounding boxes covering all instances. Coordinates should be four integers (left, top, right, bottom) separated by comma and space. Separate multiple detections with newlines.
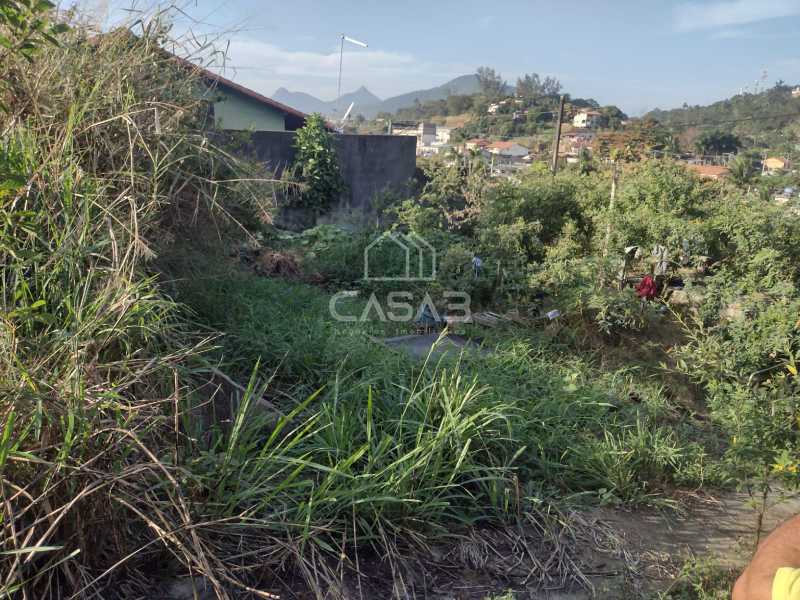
515, 73, 562, 98
476, 66, 506, 100
695, 130, 741, 155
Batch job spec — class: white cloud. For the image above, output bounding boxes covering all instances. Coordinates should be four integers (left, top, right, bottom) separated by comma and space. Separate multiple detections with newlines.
674, 0, 800, 31
202, 38, 470, 101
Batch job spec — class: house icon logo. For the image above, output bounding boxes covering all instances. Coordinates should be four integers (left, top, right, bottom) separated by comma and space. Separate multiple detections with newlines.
364, 232, 436, 281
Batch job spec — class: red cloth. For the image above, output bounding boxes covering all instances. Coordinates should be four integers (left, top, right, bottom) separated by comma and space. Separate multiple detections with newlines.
636, 275, 658, 300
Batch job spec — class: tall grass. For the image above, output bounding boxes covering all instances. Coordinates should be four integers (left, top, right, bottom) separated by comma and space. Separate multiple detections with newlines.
0, 16, 273, 598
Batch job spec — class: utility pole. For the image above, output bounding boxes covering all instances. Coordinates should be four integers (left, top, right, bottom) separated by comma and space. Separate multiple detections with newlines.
336, 34, 368, 115
550, 94, 565, 174
336, 35, 345, 113
603, 160, 618, 258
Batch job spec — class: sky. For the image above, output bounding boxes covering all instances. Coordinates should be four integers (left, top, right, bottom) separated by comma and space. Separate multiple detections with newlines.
76, 0, 800, 115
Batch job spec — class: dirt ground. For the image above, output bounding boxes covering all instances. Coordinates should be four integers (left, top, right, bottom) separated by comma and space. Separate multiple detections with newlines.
420, 489, 800, 599
559, 489, 800, 599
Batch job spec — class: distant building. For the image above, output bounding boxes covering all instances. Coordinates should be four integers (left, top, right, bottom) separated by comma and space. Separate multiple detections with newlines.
392, 126, 418, 137
392, 122, 450, 156
435, 126, 452, 145
487, 98, 514, 115
572, 110, 603, 129
418, 122, 437, 145
486, 141, 529, 160
792, 87, 800, 98
465, 138, 492, 151
560, 129, 595, 155
686, 164, 730, 180
763, 156, 790, 174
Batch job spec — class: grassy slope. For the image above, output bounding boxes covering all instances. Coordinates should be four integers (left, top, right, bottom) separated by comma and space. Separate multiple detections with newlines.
174, 252, 719, 507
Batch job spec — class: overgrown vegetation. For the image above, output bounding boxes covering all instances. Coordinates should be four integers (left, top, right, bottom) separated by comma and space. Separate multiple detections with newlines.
289, 112, 345, 211
3, 6, 800, 600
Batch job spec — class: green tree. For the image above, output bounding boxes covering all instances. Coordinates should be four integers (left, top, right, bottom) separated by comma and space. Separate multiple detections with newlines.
446, 94, 473, 115
292, 113, 344, 211
515, 72, 562, 98
694, 129, 741, 155
599, 105, 627, 129
728, 155, 757, 186
476, 66, 506, 100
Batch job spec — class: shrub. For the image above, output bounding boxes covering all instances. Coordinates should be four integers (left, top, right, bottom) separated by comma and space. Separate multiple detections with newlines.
290, 113, 344, 211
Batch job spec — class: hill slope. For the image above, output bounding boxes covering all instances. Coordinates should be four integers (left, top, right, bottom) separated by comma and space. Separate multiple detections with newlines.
646, 85, 800, 149
375, 74, 482, 116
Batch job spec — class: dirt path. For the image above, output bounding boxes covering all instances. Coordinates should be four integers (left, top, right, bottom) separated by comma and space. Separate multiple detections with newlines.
599, 490, 800, 566
568, 489, 800, 599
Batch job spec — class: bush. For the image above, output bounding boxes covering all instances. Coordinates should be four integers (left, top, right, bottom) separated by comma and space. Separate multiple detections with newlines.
290, 113, 344, 211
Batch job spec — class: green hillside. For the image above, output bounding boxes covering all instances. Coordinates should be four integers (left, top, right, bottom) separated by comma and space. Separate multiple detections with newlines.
647, 84, 800, 155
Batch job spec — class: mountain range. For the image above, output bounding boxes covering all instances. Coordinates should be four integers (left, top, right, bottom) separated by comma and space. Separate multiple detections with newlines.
272, 74, 482, 119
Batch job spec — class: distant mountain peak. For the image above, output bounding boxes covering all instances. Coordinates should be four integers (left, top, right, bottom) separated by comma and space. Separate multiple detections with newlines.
271, 75, 481, 118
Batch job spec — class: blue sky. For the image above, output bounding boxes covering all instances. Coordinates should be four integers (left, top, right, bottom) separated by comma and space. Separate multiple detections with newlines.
88, 0, 800, 115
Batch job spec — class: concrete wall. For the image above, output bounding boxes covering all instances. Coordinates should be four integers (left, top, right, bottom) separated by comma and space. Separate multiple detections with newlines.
249, 131, 417, 227
214, 90, 287, 132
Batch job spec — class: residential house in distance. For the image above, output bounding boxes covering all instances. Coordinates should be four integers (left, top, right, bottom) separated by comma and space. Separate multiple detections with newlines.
391, 124, 418, 137
435, 126, 452, 145
487, 98, 522, 115
487, 141, 529, 160
686, 164, 730, 180
792, 87, 800, 98
392, 122, 453, 156
560, 129, 596, 157
572, 110, 603, 129
464, 138, 492, 152
418, 122, 437, 145
763, 156, 790, 174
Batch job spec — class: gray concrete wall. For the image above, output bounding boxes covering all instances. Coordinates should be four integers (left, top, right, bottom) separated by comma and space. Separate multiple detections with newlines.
249, 131, 416, 228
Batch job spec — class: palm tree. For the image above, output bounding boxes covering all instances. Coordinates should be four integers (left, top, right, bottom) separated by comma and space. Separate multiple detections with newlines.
728, 155, 757, 187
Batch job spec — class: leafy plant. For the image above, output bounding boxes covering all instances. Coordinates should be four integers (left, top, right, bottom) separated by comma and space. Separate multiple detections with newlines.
0, 0, 66, 62
290, 113, 345, 211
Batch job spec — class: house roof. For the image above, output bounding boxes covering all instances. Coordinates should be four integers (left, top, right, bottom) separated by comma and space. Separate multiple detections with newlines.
488, 141, 526, 149
466, 138, 491, 146
173, 56, 311, 122
686, 164, 730, 179
765, 157, 788, 167
90, 31, 314, 127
